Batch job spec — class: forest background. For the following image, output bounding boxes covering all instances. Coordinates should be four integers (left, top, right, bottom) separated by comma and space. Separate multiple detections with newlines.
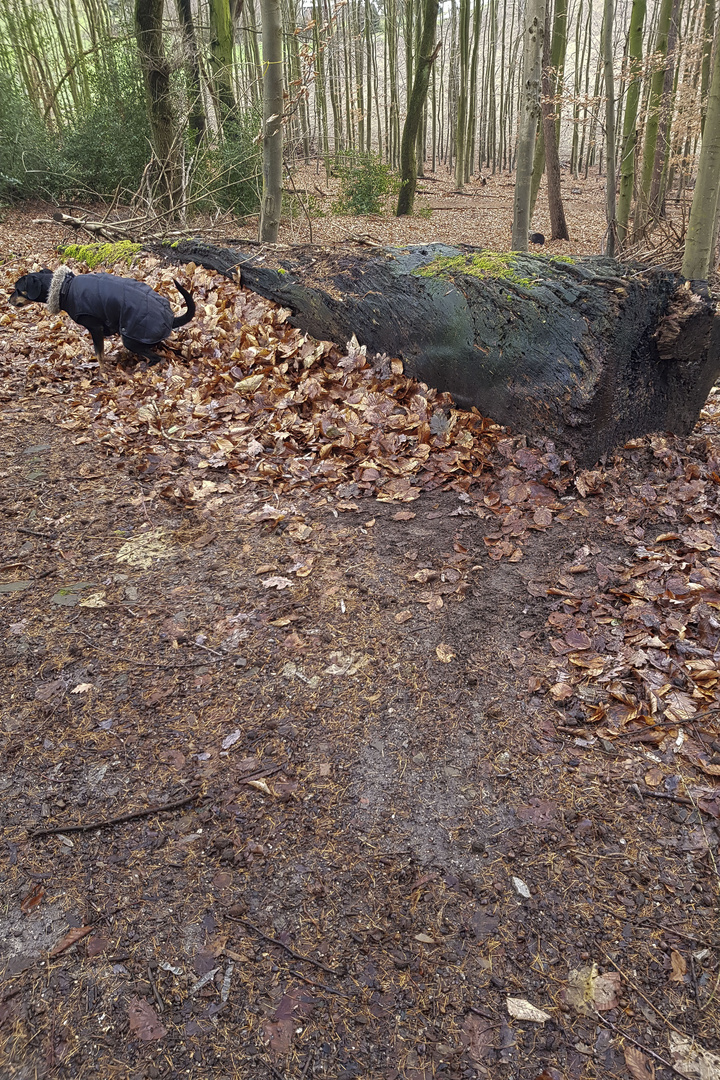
0, 0, 718, 276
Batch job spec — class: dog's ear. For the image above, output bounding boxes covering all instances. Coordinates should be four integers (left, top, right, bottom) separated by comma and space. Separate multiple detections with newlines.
25, 275, 46, 301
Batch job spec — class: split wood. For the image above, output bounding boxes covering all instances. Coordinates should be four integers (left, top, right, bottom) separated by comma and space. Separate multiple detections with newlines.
30, 791, 205, 838
228, 916, 339, 976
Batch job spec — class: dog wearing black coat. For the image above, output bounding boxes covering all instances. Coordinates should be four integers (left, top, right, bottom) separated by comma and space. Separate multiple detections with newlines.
9, 266, 195, 364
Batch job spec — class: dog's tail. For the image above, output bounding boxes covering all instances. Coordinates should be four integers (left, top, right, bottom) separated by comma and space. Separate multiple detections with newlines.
172, 280, 195, 328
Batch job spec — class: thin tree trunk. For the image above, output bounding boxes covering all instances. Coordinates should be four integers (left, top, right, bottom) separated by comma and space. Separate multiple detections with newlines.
636, 0, 674, 230
512, 0, 546, 249
259, 0, 283, 241
134, 0, 179, 213
175, 0, 206, 144
602, 0, 617, 257
617, 0, 646, 245
682, 17, 720, 281
541, 5, 569, 239
396, 0, 440, 216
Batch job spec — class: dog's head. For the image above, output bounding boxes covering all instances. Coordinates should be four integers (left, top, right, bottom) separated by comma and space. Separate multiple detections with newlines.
9, 271, 54, 308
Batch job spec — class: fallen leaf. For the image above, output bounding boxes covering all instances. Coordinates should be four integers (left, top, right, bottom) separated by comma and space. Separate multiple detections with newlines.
222, 729, 242, 750
71, 682, 94, 694
20, 885, 45, 914
128, 997, 168, 1042
625, 1046, 655, 1080
49, 925, 93, 958
461, 1012, 494, 1063
436, 643, 456, 663
262, 576, 293, 589
246, 779, 273, 796
512, 876, 531, 899
669, 949, 687, 983
564, 964, 621, 1013
506, 997, 552, 1023
669, 1033, 720, 1080
394, 610, 413, 623
414, 933, 438, 945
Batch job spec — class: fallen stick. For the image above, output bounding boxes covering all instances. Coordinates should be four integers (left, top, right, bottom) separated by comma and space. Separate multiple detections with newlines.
228, 916, 339, 976
29, 791, 205, 838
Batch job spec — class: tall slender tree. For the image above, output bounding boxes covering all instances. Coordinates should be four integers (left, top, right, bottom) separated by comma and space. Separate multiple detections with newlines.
512, 0, 546, 249
540, 3, 568, 239
682, 20, 720, 282
259, 0, 283, 241
134, 0, 179, 213
602, 0, 617, 256
617, 0, 646, 245
396, 0, 440, 216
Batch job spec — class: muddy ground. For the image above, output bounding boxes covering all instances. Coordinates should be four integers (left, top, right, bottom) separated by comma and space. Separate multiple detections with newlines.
1, 197, 719, 1080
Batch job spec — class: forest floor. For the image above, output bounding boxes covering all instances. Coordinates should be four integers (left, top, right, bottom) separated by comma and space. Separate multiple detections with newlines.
1, 169, 719, 1080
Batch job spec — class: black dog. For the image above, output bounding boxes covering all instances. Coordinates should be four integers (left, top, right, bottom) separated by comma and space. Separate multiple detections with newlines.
9, 266, 195, 364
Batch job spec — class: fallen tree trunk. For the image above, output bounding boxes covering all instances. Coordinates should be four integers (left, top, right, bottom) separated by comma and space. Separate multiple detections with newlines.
163, 240, 720, 465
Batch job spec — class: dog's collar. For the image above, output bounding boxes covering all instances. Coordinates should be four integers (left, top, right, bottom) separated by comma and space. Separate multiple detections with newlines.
47, 265, 73, 315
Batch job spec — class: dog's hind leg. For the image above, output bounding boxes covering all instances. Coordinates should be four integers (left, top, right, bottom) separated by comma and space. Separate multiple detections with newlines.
121, 336, 166, 365
76, 317, 106, 362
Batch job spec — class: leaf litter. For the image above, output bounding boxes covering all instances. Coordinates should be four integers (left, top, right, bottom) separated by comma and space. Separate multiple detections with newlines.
1, 218, 720, 1078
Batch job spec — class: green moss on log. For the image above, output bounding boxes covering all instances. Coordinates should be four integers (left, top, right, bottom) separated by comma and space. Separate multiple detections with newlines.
57, 241, 142, 268
413, 250, 536, 287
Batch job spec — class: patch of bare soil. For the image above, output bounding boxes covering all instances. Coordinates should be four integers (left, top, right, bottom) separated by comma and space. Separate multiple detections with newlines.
1, 204, 719, 1080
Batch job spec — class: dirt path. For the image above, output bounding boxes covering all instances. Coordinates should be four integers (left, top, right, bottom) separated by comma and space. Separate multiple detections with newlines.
1, 206, 719, 1080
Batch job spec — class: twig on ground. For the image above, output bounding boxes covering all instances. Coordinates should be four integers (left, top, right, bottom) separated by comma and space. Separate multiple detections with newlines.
592, 1013, 686, 1077
601, 951, 691, 1037
288, 968, 350, 997
228, 916, 339, 976
29, 791, 205, 838
17, 527, 56, 539
147, 965, 165, 1013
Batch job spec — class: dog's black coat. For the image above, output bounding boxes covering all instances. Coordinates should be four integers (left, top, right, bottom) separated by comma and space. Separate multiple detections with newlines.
9, 267, 195, 364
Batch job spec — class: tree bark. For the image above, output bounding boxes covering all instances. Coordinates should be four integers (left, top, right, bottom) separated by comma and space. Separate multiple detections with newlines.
175, 0, 206, 145
540, 6, 569, 241
208, 0, 236, 120
259, 0, 283, 242
396, 0, 440, 216
617, 0, 646, 247
602, 0, 617, 257
512, 0, 546, 250
682, 17, 720, 283
163, 240, 720, 466
134, 0, 179, 214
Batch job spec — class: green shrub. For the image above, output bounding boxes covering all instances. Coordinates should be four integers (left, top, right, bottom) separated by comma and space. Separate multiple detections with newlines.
0, 73, 62, 202
195, 110, 262, 217
57, 42, 151, 199
333, 153, 399, 215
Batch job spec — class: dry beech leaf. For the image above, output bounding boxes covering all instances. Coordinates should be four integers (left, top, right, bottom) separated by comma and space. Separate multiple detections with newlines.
506, 997, 551, 1023
128, 997, 167, 1042
246, 779, 273, 796
669, 949, 687, 983
669, 1034, 720, 1079
48, 925, 93, 958
624, 1048, 655, 1080
436, 644, 456, 663
394, 610, 413, 624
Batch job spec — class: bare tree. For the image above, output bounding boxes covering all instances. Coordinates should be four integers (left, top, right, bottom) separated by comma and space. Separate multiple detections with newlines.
682, 19, 720, 282
259, 0, 283, 241
512, 0, 546, 249
602, 0, 616, 256
396, 0, 440, 216
134, 0, 179, 213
